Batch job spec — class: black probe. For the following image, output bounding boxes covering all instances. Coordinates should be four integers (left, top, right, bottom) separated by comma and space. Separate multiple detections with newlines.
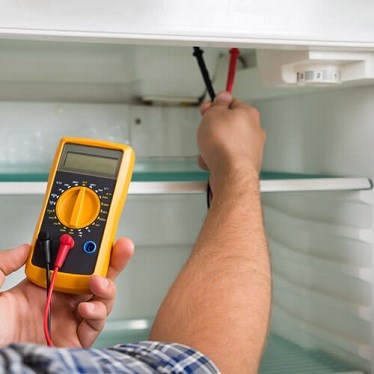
193, 47, 216, 101
38, 231, 52, 334
192, 47, 215, 208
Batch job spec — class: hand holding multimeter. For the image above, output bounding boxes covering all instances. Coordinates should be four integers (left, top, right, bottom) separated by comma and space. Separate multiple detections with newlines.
25, 138, 135, 346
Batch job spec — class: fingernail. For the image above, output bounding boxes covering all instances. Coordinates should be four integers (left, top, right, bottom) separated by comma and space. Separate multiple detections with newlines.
86, 303, 95, 312
214, 91, 232, 102
100, 278, 109, 287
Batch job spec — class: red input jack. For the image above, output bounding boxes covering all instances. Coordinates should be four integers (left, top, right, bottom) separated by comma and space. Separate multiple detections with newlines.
54, 234, 75, 269
44, 234, 75, 347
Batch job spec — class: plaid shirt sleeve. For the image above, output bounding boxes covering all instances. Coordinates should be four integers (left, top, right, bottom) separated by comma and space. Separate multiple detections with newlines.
0, 341, 220, 373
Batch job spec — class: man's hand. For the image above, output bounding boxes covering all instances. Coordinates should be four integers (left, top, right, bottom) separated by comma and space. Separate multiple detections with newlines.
0, 238, 134, 348
197, 91, 266, 191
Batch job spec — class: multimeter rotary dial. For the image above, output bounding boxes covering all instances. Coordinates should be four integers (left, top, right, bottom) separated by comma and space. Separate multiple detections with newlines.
56, 186, 101, 229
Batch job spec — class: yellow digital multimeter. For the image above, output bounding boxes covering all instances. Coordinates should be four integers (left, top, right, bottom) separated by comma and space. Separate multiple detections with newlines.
25, 138, 135, 294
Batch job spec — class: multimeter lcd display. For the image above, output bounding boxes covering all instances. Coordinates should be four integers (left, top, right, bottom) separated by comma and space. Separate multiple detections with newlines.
63, 152, 119, 177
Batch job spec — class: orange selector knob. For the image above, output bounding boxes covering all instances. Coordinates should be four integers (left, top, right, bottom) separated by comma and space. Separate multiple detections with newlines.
56, 187, 100, 229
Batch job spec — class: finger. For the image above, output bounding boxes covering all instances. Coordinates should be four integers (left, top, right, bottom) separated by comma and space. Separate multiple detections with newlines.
230, 99, 260, 119
88, 275, 116, 315
78, 300, 107, 321
229, 97, 247, 110
210, 91, 233, 109
106, 237, 134, 281
77, 301, 107, 347
90, 275, 116, 301
200, 101, 212, 115
0, 244, 30, 288
198, 156, 209, 171
230, 98, 259, 111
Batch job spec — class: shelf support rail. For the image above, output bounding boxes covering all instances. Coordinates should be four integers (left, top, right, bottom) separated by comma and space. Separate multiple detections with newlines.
0, 178, 371, 196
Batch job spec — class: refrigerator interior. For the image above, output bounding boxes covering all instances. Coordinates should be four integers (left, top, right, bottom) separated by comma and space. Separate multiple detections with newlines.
0, 40, 372, 373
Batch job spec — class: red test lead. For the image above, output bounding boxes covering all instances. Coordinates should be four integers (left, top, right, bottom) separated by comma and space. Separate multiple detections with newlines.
44, 234, 75, 347
226, 48, 240, 94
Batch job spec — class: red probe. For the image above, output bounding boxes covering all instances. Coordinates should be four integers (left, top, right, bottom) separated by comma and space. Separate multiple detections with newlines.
44, 234, 75, 347
226, 48, 240, 94
207, 48, 240, 205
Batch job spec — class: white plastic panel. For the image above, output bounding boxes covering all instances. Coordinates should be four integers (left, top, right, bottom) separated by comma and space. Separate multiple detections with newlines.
130, 105, 200, 158
118, 195, 206, 247
263, 192, 372, 229
0, 39, 370, 104
258, 85, 374, 178
0, 101, 201, 171
0, 195, 43, 290
256, 50, 374, 86
0, 41, 220, 103
0, 1, 373, 49
0, 102, 130, 170
111, 245, 191, 319
263, 189, 373, 371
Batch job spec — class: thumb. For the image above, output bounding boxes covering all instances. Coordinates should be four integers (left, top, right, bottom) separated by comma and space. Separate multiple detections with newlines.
0, 244, 30, 288
210, 91, 233, 108
106, 238, 134, 281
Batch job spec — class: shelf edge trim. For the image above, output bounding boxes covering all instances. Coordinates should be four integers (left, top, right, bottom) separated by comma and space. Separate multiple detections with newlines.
0, 178, 370, 195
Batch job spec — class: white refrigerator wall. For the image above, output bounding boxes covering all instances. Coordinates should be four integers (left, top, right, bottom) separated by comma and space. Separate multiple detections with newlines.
256, 84, 374, 371
0, 102, 200, 170
257, 85, 374, 177
263, 190, 372, 370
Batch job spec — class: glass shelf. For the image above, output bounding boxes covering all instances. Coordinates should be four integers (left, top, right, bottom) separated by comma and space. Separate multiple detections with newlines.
0, 158, 343, 182
133, 159, 348, 183
133, 158, 208, 182
0, 159, 205, 182
0, 159, 370, 194
260, 334, 360, 374
94, 319, 360, 373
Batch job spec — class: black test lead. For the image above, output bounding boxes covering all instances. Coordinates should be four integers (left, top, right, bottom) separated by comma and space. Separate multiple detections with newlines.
193, 47, 216, 101
38, 231, 52, 334
192, 47, 216, 208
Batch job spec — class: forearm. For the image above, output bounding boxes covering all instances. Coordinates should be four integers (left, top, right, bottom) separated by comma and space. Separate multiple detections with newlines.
150, 170, 271, 373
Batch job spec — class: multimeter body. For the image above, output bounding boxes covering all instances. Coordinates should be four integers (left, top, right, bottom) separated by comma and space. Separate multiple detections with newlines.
25, 138, 135, 294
